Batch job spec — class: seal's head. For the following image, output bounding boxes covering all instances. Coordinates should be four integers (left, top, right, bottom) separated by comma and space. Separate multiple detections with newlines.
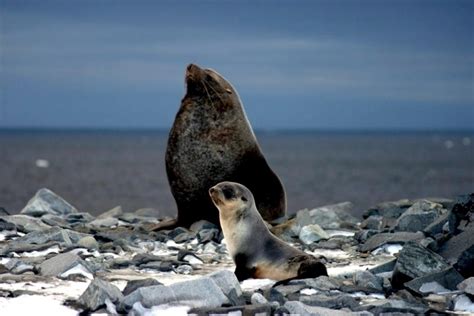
185, 64, 239, 105
209, 181, 253, 214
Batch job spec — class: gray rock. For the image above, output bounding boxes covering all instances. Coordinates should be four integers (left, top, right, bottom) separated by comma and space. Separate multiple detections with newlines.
134, 208, 161, 217
38, 252, 91, 277
394, 200, 444, 232
284, 301, 352, 316
175, 264, 193, 274
453, 294, 474, 313
208, 270, 244, 305
364, 199, 413, 219
358, 231, 424, 252
189, 304, 272, 316
12, 226, 89, 246
77, 236, 99, 250
20, 188, 78, 217
251, 292, 268, 305
369, 259, 397, 275
360, 215, 384, 230
40, 214, 70, 228
289, 276, 340, 291
392, 241, 450, 289
122, 277, 228, 310
423, 210, 456, 237
438, 224, 474, 278
458, 277, 474, 296
65, 212, 95, 224
87, 217, 119, 229
299, 224, 329, 244
0, 241, 59, 255
197, 228, 219, 243
78, 278, 123, 311
300, 294, 359, 310
122, 278, 162, 296
353, 271, 384, 292
306, 202, 358, 229
97, 206, 123, 219
355, 298, 428, 314
0, 215, 51, 233
189, 220, 218, 232
354, 229, 379, 243
405, 267, 464, 295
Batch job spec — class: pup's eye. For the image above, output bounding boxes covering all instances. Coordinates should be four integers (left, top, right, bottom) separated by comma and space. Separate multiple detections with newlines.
241, 196, 248, 202
222, 187, 235, 199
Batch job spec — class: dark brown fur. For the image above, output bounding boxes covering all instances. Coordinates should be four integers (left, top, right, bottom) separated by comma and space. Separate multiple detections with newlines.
165, 64, 286, 227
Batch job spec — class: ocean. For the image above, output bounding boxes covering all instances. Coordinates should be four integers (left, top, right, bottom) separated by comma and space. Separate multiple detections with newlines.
0, 129, 472, 218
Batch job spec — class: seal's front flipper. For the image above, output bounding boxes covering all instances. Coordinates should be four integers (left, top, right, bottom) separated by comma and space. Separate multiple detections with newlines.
233, 253, 255, 281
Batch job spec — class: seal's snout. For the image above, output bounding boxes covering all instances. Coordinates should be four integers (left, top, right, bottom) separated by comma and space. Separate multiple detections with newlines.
209, 187, 216, 194
186, 63, 203, 80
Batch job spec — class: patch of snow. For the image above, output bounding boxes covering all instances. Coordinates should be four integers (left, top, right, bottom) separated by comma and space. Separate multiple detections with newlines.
419, 281, 450, 294
329, 263, 379, 277
300, 288, 318, 295
325, 230, 355, 237
20, 245, 61, 257
0, 295, 76, 316
240, 279, 275, 291
454, 294, 474, 312
307, 249, 351, 260
60, 264, 94, 279
372, 244, 403, 256
183, 254, 203, 265
132, 302, 190, 316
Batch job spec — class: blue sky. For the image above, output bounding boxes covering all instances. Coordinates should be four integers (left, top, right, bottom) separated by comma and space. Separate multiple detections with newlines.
1, 0, 472, 130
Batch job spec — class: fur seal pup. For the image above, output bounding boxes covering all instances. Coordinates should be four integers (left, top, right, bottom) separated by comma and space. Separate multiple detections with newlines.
209, 181, 327, 282
165, 64, 286, 228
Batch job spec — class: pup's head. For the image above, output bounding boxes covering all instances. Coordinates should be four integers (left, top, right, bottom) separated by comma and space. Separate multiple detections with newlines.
209, 181, 253, 214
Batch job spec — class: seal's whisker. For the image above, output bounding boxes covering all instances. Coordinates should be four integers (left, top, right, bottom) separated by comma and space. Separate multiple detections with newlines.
201, 80, 214, 106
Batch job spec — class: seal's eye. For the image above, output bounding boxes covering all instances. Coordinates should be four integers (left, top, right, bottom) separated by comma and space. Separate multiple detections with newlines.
222, 187, 235, 200
241, 196, 248, 202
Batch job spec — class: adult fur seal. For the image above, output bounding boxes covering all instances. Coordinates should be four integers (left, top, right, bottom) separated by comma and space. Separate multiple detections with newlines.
165, 64, 286, 227
209, 181, 327, 282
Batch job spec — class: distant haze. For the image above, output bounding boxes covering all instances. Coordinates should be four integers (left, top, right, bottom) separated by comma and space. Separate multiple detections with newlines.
1, 0, 472, 130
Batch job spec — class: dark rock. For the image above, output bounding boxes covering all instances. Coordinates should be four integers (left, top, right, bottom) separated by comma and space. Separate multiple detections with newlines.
40, 214, 71, 228
173, 231, 196, 243
394, 200, 444, 232
0, 215, 51, 233
131, 253, 163, 266
264, 287, 288, 306
0, 241, 59, 255
20, 188, 78, 217
451, 193, 474, 228
299, 294, 359, 310
392, 241, 450, 289
189, 304, 272, 316
78, 278, 123, 311
38, 252, 92, 277
12, 227, 89, 247
358, 231, 424, 252
354, 229, 379, 243
369, 259, 397, 275
458, 277, 474, 296
364, 199, 413, 219
355, 298, 429, 314
122, 278, 162, 296
168, 227, 190, 239
189, 220, 218, 232
197, 228, 220, 243
353, 270, 384, 291
360, 215, 384, 230
423, 210, 456, 238
313, 237, 349, 250
177, 250, 204, 265
65, 212, 95, 225
438, 224, 474, 278
404, 267, 464, 295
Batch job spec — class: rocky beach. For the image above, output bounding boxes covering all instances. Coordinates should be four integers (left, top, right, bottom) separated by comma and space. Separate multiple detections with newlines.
0, 188, 473, 315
